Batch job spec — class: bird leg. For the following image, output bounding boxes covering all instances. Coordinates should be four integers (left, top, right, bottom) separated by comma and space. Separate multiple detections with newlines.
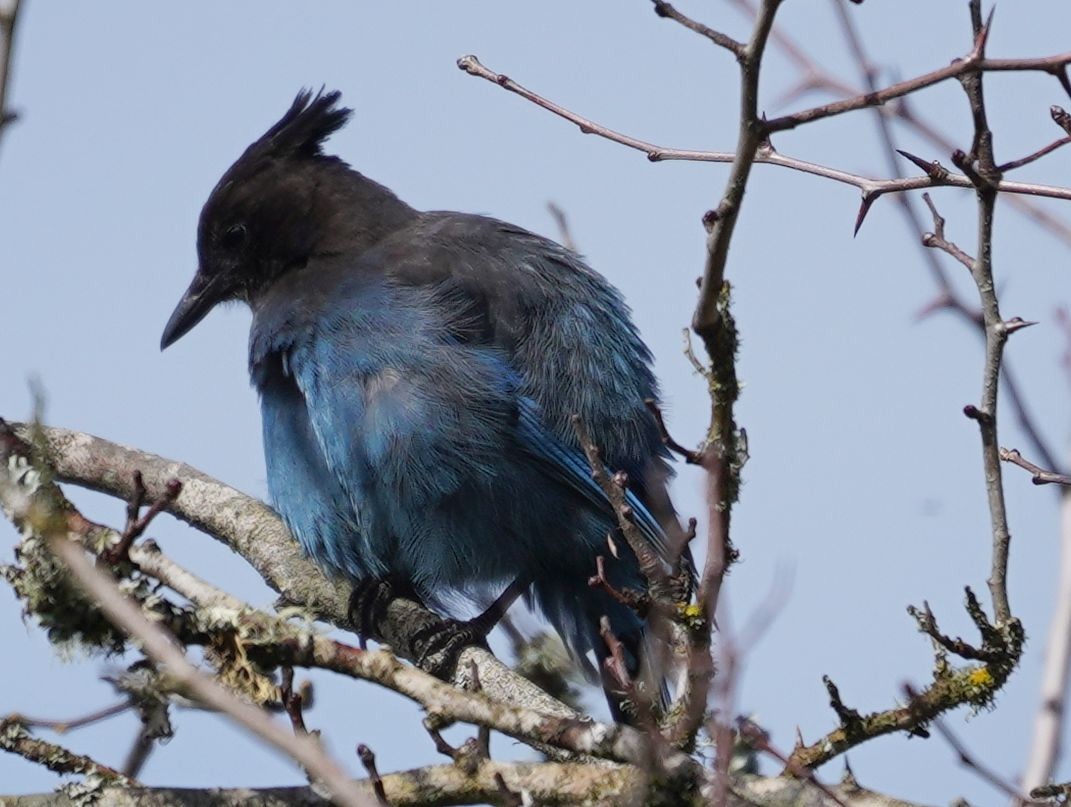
408, 577, 529, 678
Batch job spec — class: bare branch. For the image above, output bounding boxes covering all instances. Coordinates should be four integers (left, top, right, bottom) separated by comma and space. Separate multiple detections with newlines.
650, 1, 745, 59
1000, 448, 1071, 487
736, 0, 1071, 248
0, 716, 133, 786
0, 761, 645, 807
455, 54, 1071, 229
920, 193, 975, 271
764, 45, 1071, 133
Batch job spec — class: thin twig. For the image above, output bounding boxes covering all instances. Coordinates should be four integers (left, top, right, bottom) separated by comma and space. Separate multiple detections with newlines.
1000, 448, 1071, 487
764, 40, 1071, 133
279, 667, 308, 736
996, 135, 1071, 173
958, 0, 1016, 629
104, 473, 182, 564
356, 744, 389, 807
920, 193, 976, 271
650, 0, 745, 59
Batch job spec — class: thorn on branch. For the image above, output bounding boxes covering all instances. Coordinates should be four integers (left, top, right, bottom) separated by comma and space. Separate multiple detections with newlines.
896, 149, 950, 181
995, 130, 1071, 173
975, 6, 995, 55
853, 192, 878, 236
1003, 316, 1037, 335
356, 743, 389, 807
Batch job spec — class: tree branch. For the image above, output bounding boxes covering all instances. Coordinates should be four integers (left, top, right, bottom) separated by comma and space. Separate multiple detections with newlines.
0, 0, 22, 154
0, 768, 931, 807
46, 539, 373, 807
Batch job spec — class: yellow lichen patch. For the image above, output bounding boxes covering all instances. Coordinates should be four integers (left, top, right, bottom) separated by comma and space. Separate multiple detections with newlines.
967, 666, 993, 688
676, 602, 706, 632
679, 603, 703, 620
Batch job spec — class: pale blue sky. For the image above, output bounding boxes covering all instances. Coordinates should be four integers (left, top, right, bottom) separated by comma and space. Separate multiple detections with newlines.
3, 2, 1071, 803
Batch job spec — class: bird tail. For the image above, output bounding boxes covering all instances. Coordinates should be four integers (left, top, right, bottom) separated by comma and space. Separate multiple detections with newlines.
533, 579, 668, 724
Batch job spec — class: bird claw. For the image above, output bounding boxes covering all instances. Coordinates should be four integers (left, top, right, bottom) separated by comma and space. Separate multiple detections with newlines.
347, 575, 419, 647
410, 616, 492, 679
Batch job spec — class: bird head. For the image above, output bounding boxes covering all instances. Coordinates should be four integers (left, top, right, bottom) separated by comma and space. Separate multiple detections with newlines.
161, 89, 366, 349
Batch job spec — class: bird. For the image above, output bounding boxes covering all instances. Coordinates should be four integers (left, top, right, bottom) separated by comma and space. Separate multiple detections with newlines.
160, 89, 688, 719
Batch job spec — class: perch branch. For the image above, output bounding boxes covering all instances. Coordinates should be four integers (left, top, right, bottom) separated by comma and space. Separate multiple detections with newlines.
46, 538, 373, 807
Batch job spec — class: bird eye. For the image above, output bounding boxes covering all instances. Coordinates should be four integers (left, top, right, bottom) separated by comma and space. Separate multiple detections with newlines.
220, 223, 247, 250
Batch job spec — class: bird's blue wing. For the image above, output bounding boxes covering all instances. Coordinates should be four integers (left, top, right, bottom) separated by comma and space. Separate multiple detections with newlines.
514, 398, 675, 568
258, 359, 375, 580
282, 304, 525, 588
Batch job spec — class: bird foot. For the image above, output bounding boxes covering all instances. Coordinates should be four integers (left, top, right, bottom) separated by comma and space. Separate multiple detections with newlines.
409, 578, 528, 677
409, 614, 495, 679
347, 575, 420, 647
348, 577, 528, 678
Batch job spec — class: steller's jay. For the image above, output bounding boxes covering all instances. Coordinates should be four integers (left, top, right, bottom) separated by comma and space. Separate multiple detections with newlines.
161, 90, 687, 719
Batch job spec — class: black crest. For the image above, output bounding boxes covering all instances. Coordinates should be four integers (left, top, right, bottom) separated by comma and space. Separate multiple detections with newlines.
240, 89, 353, 167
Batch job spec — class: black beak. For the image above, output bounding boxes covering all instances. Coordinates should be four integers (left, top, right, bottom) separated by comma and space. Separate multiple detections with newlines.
160, 272, 226, 350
